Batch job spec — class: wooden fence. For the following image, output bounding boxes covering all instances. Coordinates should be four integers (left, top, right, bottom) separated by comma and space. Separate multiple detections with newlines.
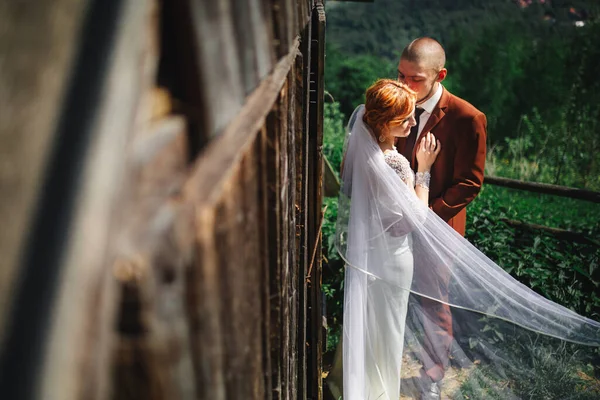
0, 1, 325, 399
483, 176, 600, 245
484, 176, 600, 204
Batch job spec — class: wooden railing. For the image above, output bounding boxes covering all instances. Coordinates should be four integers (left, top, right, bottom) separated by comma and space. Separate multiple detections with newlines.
483, 176, 600, 246
484, 176, 600, 204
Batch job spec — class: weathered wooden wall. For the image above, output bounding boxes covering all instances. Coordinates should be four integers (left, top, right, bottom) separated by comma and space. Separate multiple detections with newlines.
0, 1, 325, 400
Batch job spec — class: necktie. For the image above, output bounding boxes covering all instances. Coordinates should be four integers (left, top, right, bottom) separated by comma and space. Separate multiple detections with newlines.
402, 107, 425, 162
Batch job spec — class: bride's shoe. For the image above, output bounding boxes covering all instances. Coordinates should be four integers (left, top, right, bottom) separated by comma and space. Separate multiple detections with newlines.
419, 381, 441, 400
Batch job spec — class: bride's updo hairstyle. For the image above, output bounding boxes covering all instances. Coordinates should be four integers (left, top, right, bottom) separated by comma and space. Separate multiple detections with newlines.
363, 79, 416, 137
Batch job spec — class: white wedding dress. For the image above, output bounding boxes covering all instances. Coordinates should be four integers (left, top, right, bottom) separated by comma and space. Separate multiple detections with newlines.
336, 106, 600, 400
355, 151, 414, 399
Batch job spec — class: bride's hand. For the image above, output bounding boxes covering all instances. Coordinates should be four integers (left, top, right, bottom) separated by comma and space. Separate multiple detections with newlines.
416, 132, 441, 171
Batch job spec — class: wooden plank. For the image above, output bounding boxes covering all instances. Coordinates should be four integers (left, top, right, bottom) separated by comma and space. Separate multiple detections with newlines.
306, 4, 326, 399
271, 0, 288, 58
112, 116, 195, 400
216, 159, 265, 399
256, 125, 274, 400
240, 148, 268, 399
286, 0, 299, 51
278, 80, 291, 399
0, 0, 88, 352
248, 0, 276, 80
45, 3, 162, 398
284, 58, 300, 400
182, 39, 299, 208
295, 27, 311, 397
265, 100, 283, 399
297, 0, 312, 33
272, 0, 298, 58
484, 176, 600, 203
231, 0, 275, 95
185, 0, 244, 136
0, 1, 159, 399
231, 0, 260, 95
189, 207, 227, 400
160, 0, 209, 153
186, 147, 267, 400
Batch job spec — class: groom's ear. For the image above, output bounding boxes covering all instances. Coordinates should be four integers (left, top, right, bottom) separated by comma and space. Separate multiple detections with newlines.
437, 68, 448, 82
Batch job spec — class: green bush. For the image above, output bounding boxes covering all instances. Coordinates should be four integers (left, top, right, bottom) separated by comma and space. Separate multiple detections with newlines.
322, 100, 347, 353
466, 185, 600, 320
323, 101, 346, 175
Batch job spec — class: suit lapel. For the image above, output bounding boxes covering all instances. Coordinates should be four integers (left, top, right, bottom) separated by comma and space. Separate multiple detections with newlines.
411, 88, 451, 166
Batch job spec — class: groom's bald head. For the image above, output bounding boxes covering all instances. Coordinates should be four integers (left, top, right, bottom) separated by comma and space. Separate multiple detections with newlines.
397, 37, 447, 103
401, 37, 446, 72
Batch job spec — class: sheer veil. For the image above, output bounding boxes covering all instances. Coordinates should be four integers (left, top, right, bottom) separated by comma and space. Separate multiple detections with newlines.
335, 106, 600, 400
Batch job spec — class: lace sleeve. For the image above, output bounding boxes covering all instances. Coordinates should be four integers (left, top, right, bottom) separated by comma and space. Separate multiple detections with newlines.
382, 151, 427, 236
383, 151, 414, 186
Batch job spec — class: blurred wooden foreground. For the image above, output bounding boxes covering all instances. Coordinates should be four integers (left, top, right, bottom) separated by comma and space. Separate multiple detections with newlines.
0, 1, 325, 399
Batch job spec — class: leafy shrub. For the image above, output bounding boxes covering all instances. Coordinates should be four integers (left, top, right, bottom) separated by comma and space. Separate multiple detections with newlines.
466, 185, 600, 320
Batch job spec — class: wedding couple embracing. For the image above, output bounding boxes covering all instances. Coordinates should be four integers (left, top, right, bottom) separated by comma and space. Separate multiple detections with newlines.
326, 38, 600, 400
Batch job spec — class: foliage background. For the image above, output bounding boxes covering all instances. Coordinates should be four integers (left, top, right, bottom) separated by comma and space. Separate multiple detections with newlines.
321, 0, 600, 370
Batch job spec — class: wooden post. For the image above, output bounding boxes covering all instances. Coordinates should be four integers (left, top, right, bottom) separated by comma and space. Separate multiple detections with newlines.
306, 3, 326, 399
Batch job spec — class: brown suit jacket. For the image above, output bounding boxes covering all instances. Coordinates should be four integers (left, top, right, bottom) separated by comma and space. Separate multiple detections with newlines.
397, 87, 487, 236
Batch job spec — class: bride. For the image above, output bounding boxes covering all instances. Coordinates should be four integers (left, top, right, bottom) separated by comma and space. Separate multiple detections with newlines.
333, 79, 600, 400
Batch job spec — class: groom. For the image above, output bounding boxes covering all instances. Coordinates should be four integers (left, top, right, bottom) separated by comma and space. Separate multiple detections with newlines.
396, 37, 487, 399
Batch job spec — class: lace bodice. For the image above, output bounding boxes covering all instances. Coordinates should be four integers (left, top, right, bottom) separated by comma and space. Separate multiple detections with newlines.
384, 150, 415, 186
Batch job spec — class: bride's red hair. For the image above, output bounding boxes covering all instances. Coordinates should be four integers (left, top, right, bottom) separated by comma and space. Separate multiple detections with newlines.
363, 79, 416, 136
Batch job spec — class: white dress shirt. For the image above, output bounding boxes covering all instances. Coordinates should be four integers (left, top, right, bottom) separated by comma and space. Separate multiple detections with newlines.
416, 83, 444, 136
